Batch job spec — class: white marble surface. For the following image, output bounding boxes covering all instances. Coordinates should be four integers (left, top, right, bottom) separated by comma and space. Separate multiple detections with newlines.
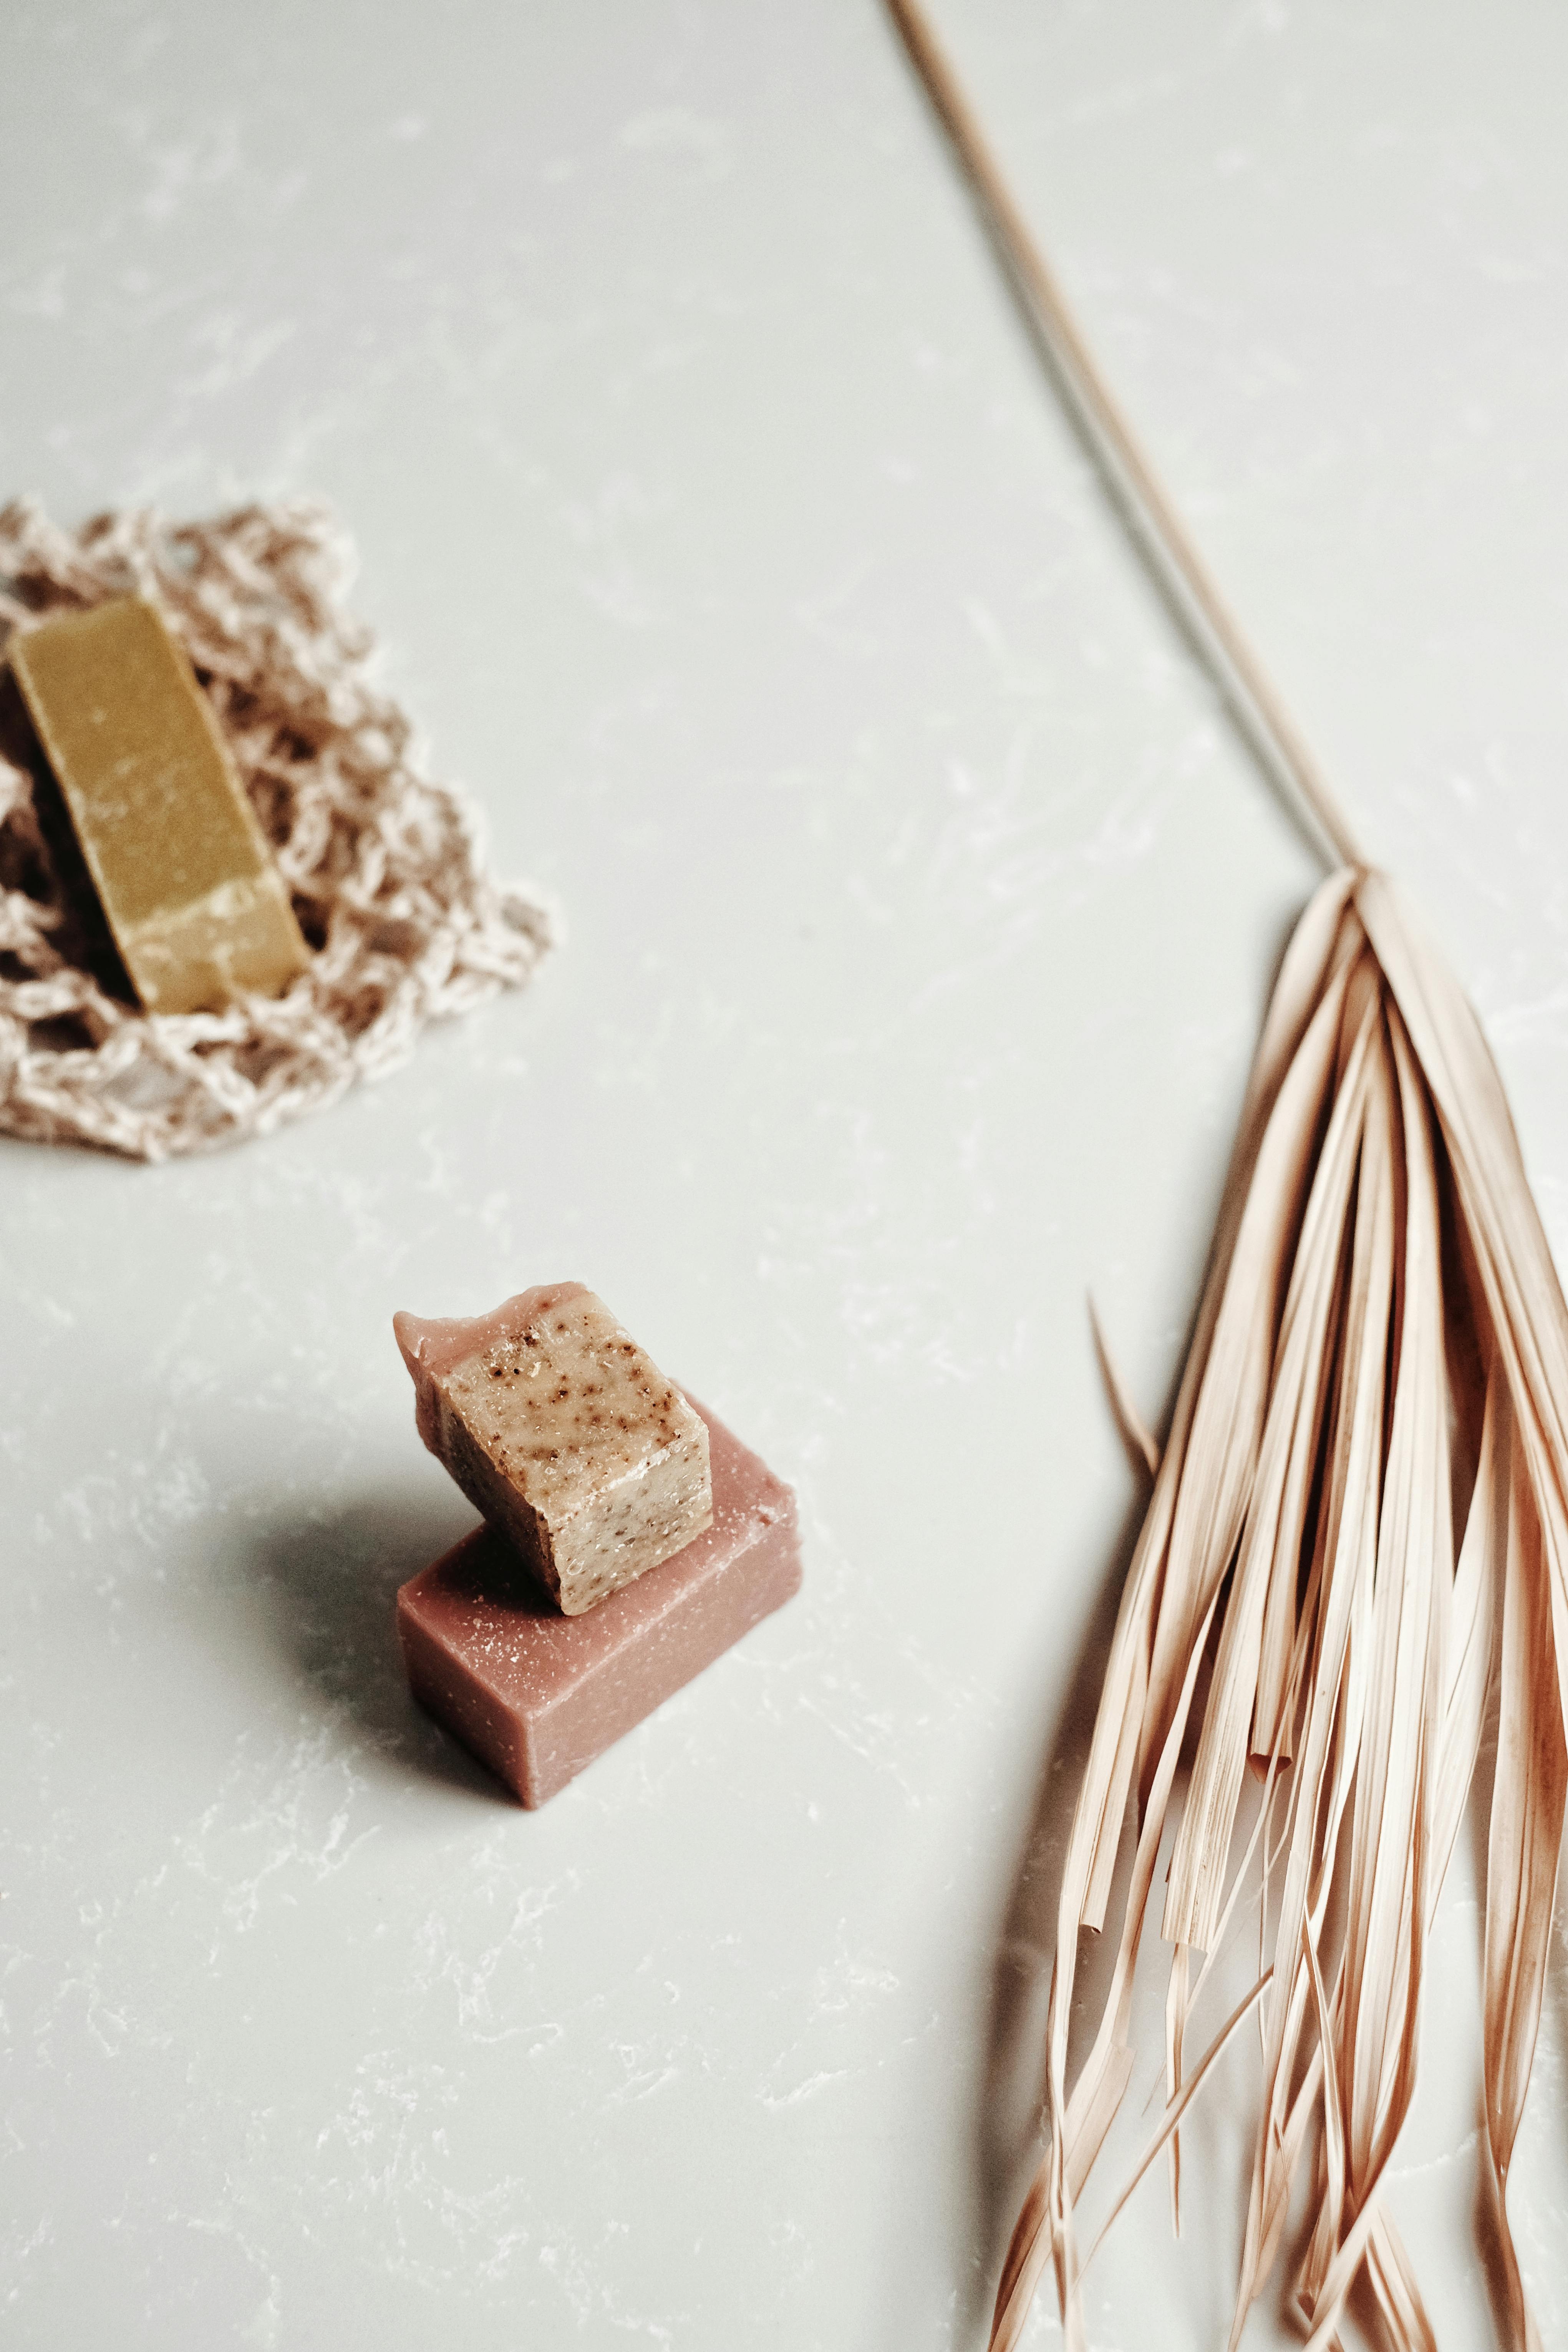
5, 3, 1568, 2345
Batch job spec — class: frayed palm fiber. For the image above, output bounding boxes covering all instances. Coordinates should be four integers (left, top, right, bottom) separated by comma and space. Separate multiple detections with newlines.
877, 7, 1568, 2343
0, 498, 554, 1161
992, 868, 1568, 2352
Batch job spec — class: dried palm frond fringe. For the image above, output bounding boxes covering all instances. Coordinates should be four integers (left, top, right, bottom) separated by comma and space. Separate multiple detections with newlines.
993, 865, 1568, 2351
882, 5, 1568, 2347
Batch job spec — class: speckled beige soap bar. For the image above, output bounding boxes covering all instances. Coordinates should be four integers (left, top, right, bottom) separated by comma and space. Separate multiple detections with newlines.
8, 595, 310, 1014
394, 1283, 714, 1616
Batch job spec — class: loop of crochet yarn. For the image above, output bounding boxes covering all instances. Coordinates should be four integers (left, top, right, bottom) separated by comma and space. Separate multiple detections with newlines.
0, 497, 555, 1162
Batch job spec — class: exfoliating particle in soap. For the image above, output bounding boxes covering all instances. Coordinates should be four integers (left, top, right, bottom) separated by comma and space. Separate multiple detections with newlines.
8, 595, 310, 1014
393, 1283, 714, 1615
398, 1392, 801, 1805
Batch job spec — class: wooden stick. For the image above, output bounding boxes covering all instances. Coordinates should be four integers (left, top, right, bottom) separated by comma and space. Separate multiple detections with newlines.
885, 0, 1365, 874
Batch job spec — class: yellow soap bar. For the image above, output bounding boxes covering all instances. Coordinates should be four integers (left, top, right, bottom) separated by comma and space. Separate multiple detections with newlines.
9, 595, 310, 1014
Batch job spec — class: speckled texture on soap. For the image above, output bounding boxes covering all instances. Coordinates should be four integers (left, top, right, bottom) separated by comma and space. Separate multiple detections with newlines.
403, 1286, 712, 1614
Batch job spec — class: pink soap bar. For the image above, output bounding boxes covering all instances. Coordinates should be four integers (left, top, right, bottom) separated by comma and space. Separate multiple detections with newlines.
397, 1395, 801, 1805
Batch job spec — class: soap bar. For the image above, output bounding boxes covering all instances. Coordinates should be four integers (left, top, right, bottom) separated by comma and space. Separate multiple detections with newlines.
393, 1283, 713, 1616
8, 595, 310, 1014
398, 1394, 800, 1805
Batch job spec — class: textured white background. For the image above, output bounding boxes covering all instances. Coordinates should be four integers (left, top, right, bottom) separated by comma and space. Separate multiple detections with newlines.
5, 3, 1568, 2346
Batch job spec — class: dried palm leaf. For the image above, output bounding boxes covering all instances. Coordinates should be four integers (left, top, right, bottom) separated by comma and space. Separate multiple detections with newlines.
885, 5, 1568, 2346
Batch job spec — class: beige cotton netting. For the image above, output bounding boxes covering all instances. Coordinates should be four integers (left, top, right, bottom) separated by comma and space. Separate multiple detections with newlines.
0, 497, 555, 1162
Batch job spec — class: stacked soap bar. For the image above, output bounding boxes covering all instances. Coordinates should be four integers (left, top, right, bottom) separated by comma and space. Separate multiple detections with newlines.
394, 1282, 713, 1615
399, 1398, 799, 1808
393, 1284, 800, 1804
